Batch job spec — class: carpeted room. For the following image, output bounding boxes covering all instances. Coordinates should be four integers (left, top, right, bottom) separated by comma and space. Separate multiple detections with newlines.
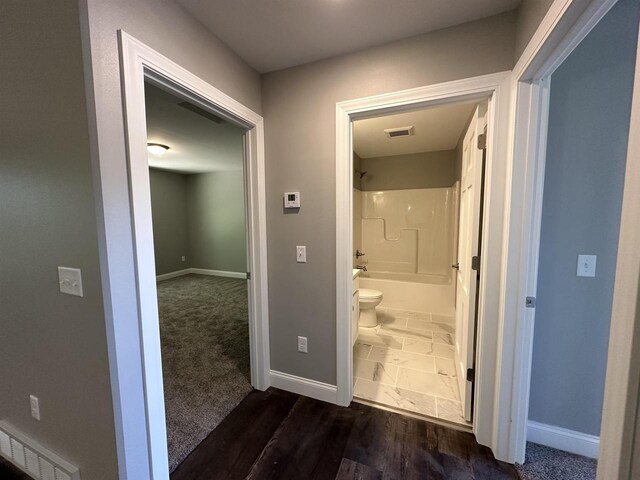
145, 82, 253, 471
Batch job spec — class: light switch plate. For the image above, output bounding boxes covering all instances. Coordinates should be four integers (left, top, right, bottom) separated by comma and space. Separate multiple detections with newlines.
58, 267, 83, 297
30, 395, 40, 421
296, 246, 306, 263
577, 254, 597, 277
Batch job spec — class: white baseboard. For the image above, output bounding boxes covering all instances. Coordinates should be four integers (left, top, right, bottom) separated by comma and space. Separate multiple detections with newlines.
189, 268, 247, 279
155, 268, 191, 281
156, 268, 247, 281
269, 370, 338, 404
527, 420, 599, 459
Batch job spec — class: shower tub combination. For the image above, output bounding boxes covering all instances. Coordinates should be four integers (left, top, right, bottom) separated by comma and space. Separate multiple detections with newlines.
354, 186, 459, 316
358, 271, 454, 316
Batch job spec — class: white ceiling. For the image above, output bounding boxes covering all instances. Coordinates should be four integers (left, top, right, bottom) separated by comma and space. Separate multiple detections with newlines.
145, 83, 245, 174
177, 0, 521, 73
353, 102, 477, 158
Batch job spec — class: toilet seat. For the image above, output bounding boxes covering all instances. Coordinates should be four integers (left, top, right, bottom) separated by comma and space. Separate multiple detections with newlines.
359, 288, 383, 300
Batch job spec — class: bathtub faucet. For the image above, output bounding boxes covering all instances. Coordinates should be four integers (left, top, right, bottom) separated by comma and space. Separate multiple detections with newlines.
356, 265, 368, 272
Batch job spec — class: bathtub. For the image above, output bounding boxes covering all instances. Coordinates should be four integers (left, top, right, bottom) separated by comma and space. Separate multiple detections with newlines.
359, 270, 455, 315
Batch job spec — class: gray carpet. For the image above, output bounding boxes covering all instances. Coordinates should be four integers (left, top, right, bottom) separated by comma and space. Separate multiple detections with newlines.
157, 274, 252, 472
515, 442, 597, 480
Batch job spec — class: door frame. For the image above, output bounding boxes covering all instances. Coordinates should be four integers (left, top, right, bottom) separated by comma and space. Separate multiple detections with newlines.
335, 71, 512, 452
499, 0, 619, 465
117, 31, 270, 479
337, 0, 624, 465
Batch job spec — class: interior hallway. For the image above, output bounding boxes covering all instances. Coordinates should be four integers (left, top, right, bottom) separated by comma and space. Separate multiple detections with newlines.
171, 388, 519, 479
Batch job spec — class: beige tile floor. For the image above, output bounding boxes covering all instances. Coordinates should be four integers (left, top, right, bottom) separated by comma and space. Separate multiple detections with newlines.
353, 307, 470, 426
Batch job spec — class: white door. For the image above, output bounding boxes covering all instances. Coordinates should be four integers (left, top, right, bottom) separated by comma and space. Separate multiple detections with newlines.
455, 105, 486, 422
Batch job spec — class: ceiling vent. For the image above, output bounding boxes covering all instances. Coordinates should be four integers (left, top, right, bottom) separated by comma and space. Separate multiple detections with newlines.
384, 126, 414, 138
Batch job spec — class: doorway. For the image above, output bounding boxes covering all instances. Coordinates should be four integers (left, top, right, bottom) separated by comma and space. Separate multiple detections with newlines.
350, 99, 488, 427
118, 32, 270, 479
143, 82, 253, 471
335, 72, 511, 452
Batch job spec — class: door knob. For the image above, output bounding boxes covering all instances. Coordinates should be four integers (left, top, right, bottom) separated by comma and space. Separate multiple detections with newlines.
452, 263, 460, 270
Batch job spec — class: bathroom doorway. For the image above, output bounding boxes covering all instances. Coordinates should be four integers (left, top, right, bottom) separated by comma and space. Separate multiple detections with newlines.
350, 99, 487, 428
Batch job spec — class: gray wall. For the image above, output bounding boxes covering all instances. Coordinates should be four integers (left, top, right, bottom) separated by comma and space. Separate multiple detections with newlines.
359, 150, 456, 191
188, 172, 247, 273
149, 169, 191, 275
149, 170, 247, 275
514, 0, 555, 61
0, 1, 117, 478
529, 0, 639, 436
0, 0, 264, 477
261, 12, 516, 384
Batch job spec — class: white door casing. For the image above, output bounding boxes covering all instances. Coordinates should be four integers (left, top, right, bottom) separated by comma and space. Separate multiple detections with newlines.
116, 31, 270, 479
455, 105, 486, 422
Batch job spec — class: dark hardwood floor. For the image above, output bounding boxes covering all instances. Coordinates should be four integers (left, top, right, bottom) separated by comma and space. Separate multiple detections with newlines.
0, 388, 519, 479
172, 388, 520, 480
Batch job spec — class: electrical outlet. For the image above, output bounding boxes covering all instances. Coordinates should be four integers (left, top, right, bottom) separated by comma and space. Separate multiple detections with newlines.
30, 395, 40, 421
577, 254, 597, 277
296, 246, 306, 263
181, 256, 186, 262
297, 336, 308, 353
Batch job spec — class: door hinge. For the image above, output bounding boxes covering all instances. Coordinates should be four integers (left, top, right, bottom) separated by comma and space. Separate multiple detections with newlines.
477, 133, 487, 150
471, 255, 480, 271
525, 296, 536, 308
246, 272, 251, 280
466, 368, 475, 382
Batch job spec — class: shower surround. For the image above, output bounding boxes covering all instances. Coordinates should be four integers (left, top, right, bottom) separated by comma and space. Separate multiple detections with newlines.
361, 187, 457, 280
356, 186, 458, 314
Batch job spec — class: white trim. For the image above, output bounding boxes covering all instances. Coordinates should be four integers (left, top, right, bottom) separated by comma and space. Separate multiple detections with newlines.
155, 269, 191, 282
528, 421, 600, 459
117, 31, 270, 480
156, 268, 248, 281
502, 0, 620, 465
189, 268, 247, 279
335, 72, 511, 455
269, 370, 338, 404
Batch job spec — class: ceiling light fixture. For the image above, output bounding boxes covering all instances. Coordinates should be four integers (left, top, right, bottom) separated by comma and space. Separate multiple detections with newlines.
147, 143, 170, 155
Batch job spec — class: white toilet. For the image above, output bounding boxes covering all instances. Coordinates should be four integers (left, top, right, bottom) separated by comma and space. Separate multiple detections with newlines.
358, 289, 383, 327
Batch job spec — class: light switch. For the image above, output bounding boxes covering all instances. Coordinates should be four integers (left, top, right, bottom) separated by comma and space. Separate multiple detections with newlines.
58, 267, 83, 297
296, 246, 306, 263
577, 254, 597, 277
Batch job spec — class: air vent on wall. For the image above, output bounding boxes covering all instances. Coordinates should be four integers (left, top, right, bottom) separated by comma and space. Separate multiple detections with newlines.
384, 126, 414, 138
0, 422, 80, 480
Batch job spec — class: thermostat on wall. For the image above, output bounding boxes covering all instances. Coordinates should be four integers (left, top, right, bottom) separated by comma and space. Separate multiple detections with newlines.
284, 192, 301, 208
